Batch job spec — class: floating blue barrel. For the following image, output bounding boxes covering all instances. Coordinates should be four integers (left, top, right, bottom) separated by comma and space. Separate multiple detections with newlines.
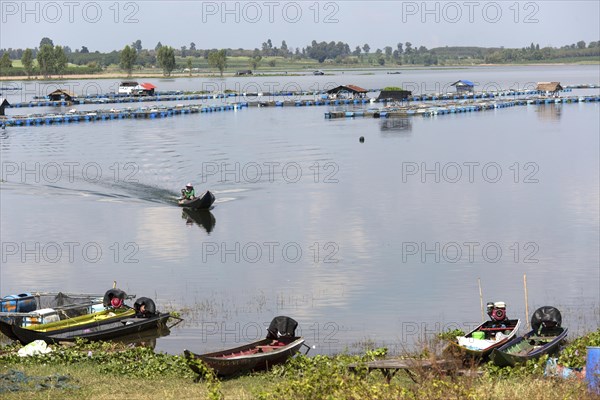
379, 111, 388, 118
324, 112, 331, 119
1, 293, 37, 313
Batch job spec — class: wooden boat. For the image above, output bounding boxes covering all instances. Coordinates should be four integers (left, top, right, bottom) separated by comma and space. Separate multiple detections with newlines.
446, 302, 521, 360
11, 312, 175, 345
10, 297, 180, 345
178, 190, 215, 209
490, 306, 567, 367
184, 316, 306, 377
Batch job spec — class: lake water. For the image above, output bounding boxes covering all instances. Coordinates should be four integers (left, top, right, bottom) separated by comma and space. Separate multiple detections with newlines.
1, 65, 599, 355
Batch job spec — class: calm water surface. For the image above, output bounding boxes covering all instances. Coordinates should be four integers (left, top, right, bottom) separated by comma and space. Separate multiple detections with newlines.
1, 65, 599, 354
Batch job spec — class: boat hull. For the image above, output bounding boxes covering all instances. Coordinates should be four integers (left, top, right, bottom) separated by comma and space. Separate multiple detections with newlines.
446, 319, 521, 360
11, 313, 172, 344
185, 337, 305, 377
178, 191, 215, 209
489, 328, 568, 367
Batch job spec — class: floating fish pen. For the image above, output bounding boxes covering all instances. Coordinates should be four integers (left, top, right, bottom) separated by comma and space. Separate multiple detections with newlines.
324, 95, 600, 119
8, 86, 586, 109
0, 102, 249, 127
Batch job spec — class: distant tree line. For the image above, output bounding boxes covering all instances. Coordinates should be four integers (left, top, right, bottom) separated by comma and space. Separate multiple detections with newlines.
1, 37, 598, 76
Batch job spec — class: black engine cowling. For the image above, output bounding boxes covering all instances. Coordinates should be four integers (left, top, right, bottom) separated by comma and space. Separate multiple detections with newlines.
134, 297, 157, 317
103, 289, 127, 308
531, 306, 562, 331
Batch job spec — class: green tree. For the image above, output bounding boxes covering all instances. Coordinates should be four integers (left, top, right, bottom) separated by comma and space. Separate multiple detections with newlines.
40, 37, 54, 48
250, 55, 262, 70
0, 53, 13, 72
21, 48, 34, 78
208, 49, 227, 76
384, 46, 393, 59
120, 45, 137, 77
132, 39, 142, 53
186, 57, 192, 76
54, 46, 68, 76
157, 46, 176, 76
37, 44, 55, 78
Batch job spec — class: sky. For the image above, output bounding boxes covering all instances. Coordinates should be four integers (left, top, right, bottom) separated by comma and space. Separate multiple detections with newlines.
1, 0, 599, 52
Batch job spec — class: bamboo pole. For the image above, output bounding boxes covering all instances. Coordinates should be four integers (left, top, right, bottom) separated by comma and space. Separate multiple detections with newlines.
524, 273, 530, 330
478, 278, 484, 322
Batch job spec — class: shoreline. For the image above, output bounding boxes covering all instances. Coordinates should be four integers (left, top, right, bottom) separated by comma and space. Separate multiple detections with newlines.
1, 62, 598, 82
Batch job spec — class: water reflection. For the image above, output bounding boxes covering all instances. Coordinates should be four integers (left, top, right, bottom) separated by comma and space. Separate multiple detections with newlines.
380, 118, 412, 134
181, 209, 217, 234
114, 324, 172, 349
536, 104, 562, 121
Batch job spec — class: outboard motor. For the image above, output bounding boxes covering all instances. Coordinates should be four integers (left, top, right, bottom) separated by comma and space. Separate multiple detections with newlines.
103, 289, 127, 309
487, 301, 508, 322
266, 316, 298, 340
134, 297, 157, 317
531, 306, 562, 332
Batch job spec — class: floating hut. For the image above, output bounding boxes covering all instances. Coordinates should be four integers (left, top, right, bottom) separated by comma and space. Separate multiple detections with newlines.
48, 89, 76, 102
451, 80, 475, 93
327, 85, 368, 100
376, 90, 412, 103
536, 82, 563, 96
118, 81, 138, 95
136, 83, 156, 96
0, 97, 10, 116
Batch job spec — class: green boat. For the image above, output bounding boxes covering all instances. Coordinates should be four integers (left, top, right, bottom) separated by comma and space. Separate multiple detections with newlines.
490, 306, 567, 367
0, 289, 134, 338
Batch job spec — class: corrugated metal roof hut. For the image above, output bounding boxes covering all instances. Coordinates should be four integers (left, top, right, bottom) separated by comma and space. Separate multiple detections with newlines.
48, 89, 76, 101
326, 85, 368, 99
451, 80, 475, 93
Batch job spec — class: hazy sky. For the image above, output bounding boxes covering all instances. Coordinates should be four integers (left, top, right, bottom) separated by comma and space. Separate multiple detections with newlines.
2, 1, 599, 51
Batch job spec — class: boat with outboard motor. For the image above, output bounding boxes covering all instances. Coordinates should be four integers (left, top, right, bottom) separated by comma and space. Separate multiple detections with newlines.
184, 316, 307, 377
490, 306, 567, 367
446, 301, 521, 360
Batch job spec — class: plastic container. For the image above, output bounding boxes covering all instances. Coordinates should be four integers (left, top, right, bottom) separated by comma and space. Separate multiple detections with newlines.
587, 346, 600, 394
22, 308, 60, 326
472, 331, 485, 340
1, 293, 37, 313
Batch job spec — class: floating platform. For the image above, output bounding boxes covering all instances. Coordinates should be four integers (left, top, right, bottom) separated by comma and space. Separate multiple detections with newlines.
324, 95, 600, 119
0, 103, 248, 127
5, 87, 583, 109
